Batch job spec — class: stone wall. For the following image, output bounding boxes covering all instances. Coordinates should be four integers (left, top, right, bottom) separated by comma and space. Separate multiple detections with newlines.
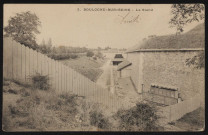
126, 53, 142, 93
127, 50, 204, 100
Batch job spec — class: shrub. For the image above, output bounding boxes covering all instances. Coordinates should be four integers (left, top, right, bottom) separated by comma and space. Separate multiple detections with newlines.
48, 53, 78, 60
115, 102, 159, 131
70, 54, 78, 59
95, 51, 103, 59
86, 51, 94, 57
89, 109, 111, 130
31, 73, 50, 90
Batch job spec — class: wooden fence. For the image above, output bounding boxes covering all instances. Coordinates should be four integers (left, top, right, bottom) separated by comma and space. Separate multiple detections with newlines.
3, 37, 122, 110
157, 93, 203, 126
143, 92, 178, 106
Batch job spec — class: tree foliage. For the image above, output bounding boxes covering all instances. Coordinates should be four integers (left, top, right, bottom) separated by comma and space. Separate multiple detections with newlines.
170, 4, 205, 69
4, 11, 41, 49
186, 51, 205, 69
170, 4, 204, 33
48, 38, 52, 47
95, 51, 103, 59
115, 103, 160, 131
86, 51, 94, 57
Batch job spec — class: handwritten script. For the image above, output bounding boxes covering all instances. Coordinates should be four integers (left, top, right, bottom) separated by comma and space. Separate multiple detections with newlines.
118, 12, 140, 24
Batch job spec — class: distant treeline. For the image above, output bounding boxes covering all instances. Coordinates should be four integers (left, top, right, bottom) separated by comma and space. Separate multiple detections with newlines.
37, 45, 89, 60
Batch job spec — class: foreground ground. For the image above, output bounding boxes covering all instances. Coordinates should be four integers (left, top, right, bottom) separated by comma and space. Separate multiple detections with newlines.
96, 59, 111, 89
2, 77, 204, 131
2, 79, 95, 131
2, 78, 148, 131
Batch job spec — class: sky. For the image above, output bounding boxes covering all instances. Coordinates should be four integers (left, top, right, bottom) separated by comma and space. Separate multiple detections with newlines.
4, 4, 203, 49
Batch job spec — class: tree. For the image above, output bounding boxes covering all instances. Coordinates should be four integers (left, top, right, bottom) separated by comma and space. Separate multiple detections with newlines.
48, 38, 52, 48
186, 51, 205, 69
86, 51, 94, 57
97, 47, 102, 51
4, 11, 41, 49
105, 46, 111, 50
58, 46, 67, 54
169, 4, 205, 69
169, 4, 204, 33
41, 39, 46, 46
95, 51, 103, 59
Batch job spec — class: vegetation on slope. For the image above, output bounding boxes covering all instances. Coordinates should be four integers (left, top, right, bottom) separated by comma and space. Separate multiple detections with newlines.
2, 78, 112, 131
128, 23, 204, 52
3, 77, 162, 131
60, 56, 106, 82
114, 102, 161, 131
141, 23, 204, 50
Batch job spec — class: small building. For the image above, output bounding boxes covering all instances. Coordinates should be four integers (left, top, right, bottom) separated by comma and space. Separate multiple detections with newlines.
117, 60, 132, 78
111, 54, 124, 65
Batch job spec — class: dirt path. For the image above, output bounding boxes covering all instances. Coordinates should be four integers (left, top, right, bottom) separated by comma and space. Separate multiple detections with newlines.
115, 77, 142, 110
95, 60, 142, 115
96, 59, 112, 89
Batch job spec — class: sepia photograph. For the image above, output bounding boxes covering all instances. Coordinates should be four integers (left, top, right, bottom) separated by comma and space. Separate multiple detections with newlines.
2, 4, 205, 131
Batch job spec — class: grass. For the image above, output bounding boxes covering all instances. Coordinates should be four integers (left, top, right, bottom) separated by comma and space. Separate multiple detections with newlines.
128, 23, 204, 51
2, 79, 84, 131
3, 78, 165, 131
60, 56, 106, 82
2, 79, 111, 131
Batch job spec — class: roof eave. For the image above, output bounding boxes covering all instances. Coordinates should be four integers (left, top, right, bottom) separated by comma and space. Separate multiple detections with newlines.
117, 63, 132, 71
126, 48, 204, 53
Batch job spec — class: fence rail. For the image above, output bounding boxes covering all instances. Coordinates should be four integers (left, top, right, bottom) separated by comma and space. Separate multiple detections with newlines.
143, 92, 178, 106
157, 93, 203, 126
3, 38, 122, 110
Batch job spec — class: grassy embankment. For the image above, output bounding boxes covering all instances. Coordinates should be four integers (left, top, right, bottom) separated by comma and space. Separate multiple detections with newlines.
3, 76, 163, 131
2, 78, 112, 131
60, 56, 106, 82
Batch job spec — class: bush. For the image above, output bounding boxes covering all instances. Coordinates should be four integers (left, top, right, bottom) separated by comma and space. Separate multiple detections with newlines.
86, 51, 94, 57
31, 73, 50, 90
48, 53, 78, 60
115, 103, 159, 131
95, 51, 103, 59
70, 54, 78, 59
89, 109, 111, 130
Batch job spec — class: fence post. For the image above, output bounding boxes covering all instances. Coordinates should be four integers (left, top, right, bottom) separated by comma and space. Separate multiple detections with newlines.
28, 47, 30, 78
65, 66, 67, 93
37, 51, 38, 74
169, 106, 171, 122
25, 46, 26, 81
12, 40, 13, 79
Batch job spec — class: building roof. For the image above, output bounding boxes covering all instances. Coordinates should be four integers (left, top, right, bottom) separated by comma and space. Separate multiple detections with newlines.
117, 60, 132, 71
127, 48, 204, 53
127, 23, 205, 53
151, 83, 178, 91
112, 58, 124, 62
114, 54, 124, 58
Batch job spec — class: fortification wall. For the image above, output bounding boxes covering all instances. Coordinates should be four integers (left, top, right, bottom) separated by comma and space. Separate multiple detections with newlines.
127, 50, 204, 100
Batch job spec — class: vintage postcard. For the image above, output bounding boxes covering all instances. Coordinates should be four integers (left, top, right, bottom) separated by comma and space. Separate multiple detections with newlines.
2, 4, 205, 131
